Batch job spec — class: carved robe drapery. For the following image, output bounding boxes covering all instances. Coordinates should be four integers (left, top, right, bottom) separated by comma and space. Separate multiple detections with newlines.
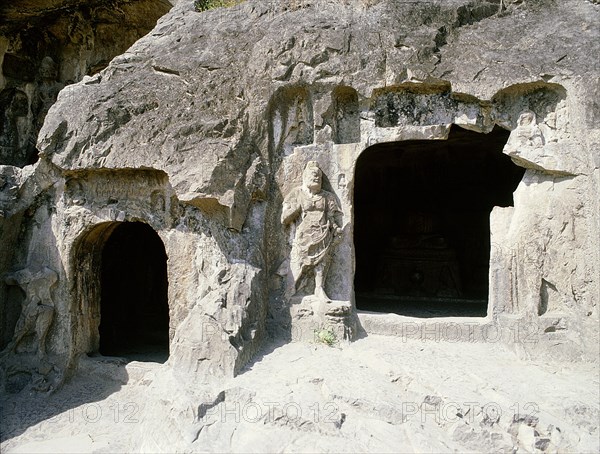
282, 186, 341, 289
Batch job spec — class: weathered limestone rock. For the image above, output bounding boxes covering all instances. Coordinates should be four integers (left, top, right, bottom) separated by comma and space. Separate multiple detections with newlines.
1, 0, 594, 374
0, 264, 64, 393
0, 0, 173, 359
0, 3, 598, 452
0, 0, 173, 167
2, 266, 58, 359
168, 262, 264, 377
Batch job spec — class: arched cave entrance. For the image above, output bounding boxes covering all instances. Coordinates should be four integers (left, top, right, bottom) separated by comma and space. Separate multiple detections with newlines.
99, 222, 169, 361
74, 221, 169, 362
353, 125, 525, 317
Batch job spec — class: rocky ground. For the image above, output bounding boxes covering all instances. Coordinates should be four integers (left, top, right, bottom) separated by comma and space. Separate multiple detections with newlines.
1, 335, 598, 453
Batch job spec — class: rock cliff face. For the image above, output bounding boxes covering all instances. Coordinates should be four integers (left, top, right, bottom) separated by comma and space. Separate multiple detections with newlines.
0, 0, 172, 167
0, 0, 172, 355
1, 0, 599, 439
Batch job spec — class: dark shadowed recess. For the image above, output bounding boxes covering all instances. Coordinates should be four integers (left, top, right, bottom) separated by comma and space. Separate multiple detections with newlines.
354, 125, 525, 318
99, 222, 169, 362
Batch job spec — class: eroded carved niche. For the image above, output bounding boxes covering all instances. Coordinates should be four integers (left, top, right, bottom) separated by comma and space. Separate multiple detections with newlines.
269, 86, 314, 153
372, 83, 457, 128
280, 161, 355, 341
503, 111, 545, 168
332, 86, 360, 144
0, 56, 64, 167
369, 83, 492, 134
0, 0, 172, 167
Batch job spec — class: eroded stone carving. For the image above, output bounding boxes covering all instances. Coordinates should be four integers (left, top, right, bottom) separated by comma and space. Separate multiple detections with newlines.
270, 86, 314, 152
281, 161, 342, 302
2, 267, 58, 359
0, 89, 30, 165
511, 111, 544, 149
33, 57, 64, 133
332, 86, 360, 144
503, 110, 560, 173
0, 169, 20, 218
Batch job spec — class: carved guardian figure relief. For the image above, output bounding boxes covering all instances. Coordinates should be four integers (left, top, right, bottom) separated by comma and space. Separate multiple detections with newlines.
2, 266, 58, 359
281, 161, 342, 302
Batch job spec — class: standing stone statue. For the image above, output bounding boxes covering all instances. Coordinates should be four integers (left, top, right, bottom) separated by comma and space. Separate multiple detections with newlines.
0, 89, 30, 165
281, 161, 342, 301
34, 56, 63, 133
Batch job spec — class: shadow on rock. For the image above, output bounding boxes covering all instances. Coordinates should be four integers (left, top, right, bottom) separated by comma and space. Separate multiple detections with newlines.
0, 355, 129, 444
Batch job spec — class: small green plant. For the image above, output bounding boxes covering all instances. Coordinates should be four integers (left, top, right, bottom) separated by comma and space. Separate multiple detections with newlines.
194, 0, 245, 12
314, 327, 337, 347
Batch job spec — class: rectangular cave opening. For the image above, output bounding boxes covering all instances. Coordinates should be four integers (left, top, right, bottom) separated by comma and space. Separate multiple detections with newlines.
353, 125, 525, 318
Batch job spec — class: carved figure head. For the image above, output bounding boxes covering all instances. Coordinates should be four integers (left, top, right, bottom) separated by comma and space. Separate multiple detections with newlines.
39, 56, 58, 81
517, 111, 536, 127
302, 161, 322, 193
